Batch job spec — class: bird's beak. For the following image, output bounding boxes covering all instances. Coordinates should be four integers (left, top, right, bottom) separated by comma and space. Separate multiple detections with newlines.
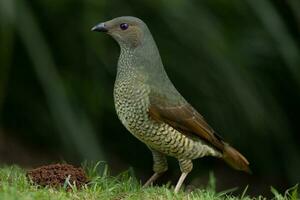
91, 23, 108, 32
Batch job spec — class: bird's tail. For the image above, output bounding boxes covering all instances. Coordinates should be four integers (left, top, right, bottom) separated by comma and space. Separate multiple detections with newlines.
222, 144, 251, 173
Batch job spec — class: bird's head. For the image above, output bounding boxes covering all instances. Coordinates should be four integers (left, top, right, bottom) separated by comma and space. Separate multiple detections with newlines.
91, 16, 148, 48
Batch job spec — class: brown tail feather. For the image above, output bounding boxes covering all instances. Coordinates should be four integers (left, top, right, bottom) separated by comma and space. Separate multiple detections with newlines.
222, 144, 251, 173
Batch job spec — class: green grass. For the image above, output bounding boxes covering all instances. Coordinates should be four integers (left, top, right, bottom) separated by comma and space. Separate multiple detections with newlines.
0, 163, 298, 200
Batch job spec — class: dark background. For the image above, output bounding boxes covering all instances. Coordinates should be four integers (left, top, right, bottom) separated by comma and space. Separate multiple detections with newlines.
0, 0, 299, 197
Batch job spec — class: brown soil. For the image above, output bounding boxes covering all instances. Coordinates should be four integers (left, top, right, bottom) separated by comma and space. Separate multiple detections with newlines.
26, 163, 88, 189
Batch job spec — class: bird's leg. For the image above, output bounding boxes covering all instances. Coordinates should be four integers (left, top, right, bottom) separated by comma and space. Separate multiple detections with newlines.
143, 172, 162, 187
175, 159, 193, 193
174, 172, 188, 193
143, 148, 168, 187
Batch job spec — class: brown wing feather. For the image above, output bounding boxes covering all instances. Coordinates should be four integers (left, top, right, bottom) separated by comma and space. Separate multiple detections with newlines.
148, 99, 225, 151
148, 93, 251, 173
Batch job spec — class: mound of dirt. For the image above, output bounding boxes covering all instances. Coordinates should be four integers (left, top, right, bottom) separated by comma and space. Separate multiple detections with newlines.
26, 163, 88, 189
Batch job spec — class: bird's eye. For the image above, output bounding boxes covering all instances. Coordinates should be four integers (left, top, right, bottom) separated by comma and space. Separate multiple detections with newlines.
120, 23, 129, 30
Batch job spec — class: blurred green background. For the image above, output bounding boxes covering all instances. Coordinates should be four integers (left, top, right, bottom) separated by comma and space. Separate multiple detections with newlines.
0, 0, 299, 196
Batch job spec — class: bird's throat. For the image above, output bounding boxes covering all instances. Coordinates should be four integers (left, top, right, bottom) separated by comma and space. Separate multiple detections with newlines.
116, 35, 166, 86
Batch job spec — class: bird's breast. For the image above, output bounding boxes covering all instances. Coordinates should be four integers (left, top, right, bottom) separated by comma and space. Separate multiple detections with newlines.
114, 77, 151, 133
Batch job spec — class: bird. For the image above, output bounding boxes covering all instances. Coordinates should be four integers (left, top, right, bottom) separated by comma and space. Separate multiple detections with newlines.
91, 16, 250, 193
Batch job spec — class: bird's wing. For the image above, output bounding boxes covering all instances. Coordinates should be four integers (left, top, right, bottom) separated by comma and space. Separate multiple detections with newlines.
148, 91, 225, 151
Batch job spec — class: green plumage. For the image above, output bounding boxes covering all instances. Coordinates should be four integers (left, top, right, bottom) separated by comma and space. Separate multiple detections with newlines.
92, 16, 249, 192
